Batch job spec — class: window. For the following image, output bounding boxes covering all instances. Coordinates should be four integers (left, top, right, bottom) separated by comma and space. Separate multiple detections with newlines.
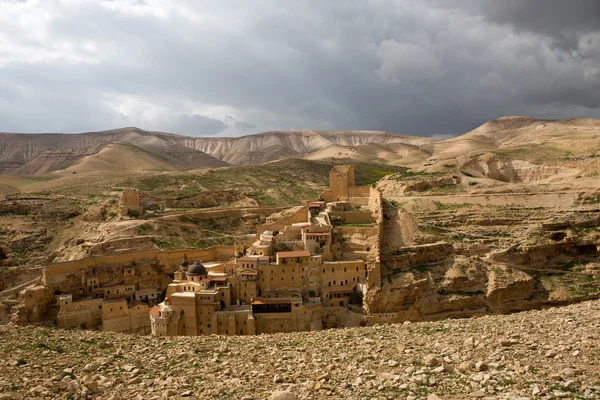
99, 305, 102, 310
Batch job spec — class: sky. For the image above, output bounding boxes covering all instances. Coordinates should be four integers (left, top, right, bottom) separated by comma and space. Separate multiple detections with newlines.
0, 0, 599, 137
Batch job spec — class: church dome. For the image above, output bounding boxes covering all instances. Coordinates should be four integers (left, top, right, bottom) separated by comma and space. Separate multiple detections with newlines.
186, 261, 207, 276
180, 257, 189, 268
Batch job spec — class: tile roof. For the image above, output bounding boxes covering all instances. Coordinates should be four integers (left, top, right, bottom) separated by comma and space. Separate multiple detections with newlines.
149, 305, 159, 317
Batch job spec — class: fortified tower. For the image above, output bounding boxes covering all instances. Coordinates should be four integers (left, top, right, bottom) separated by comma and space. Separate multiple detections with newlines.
321, 165, 355, 202
121, 188, 144, 218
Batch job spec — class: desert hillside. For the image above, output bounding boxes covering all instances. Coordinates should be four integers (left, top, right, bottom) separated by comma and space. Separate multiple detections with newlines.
0, 299, 598, 399
2, 116, 599, 177
0, 127, 434, 174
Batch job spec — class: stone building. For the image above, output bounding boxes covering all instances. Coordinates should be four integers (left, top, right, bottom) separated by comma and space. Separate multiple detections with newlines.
24, 164, 383, 337
121, 188, 144, 218
149, 165, 382, 336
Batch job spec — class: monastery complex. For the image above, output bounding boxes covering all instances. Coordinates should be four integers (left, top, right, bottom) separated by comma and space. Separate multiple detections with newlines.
20, 166, 386, 336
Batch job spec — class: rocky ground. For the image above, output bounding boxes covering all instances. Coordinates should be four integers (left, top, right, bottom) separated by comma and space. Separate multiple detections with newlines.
0, 300, 598, 400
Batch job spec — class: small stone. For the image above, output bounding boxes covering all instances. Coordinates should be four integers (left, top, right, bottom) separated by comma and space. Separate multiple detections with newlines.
123, 365, 136, 372
388, 360, 399, 367
463, 337, 475, 349
475, 361, 488, 371
457, 361, 472, 372
271, 391, 297, 400
83, 363, 98, 373
470, 390, 486, 397
471, 372, 484, 382
181, 390, 192, 397
427, 395, 443, 400
273, 374, 284, 383
532, 385, 541, 396
424, 354, 440, 367
545, 350, 558, 358
84, 381, 98, 394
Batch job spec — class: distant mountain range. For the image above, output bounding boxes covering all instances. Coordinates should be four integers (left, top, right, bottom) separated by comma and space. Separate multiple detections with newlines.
1, 116, 599, 175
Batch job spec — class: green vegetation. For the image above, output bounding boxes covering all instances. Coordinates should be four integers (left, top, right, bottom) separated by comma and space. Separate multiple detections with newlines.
389, 199, 406, 209
338, 223, 376, 228
438, 290, 484, 298
433, 201, 473, 210
420, 225, 448, 235
388, 170, 446, 181
428, 184, 465, 194
332, 160, 407, 186
494, 144, 569, 164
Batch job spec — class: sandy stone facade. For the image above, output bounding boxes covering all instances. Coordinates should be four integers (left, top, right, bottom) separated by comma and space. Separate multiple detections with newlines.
150, 165, 383, 336
120, 188, 143, 218
22, 165, 385, 336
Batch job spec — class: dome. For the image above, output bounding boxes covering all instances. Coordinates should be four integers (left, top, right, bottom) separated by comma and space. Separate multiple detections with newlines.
186, 261, 207, 276
180, 257, 189, 268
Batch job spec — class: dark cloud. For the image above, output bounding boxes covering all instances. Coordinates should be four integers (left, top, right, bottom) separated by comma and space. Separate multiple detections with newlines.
0, 1, 598, 137
477, 0, 600, 51
154, 114, 227, 136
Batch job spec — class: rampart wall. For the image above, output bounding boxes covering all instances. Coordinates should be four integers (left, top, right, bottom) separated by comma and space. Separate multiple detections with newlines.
46, 250, 159, 278
154, 206, 287, 222
330, 211, 374, 225
254, 303, 322, 334
57, 298, 104, 329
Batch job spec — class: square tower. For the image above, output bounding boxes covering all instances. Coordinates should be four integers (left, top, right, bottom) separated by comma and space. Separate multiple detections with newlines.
327, 165, 355, 201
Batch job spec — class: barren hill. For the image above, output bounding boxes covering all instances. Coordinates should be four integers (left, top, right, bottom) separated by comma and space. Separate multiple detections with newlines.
3, 117, 600, 176
0, 128, 435, 174
0, 128, 228, 175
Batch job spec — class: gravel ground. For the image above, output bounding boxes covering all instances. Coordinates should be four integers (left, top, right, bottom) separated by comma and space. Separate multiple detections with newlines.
0, 300, 599, 400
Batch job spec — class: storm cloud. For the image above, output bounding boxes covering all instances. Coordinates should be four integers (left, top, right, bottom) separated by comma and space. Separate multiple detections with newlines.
0, 0, 598, 137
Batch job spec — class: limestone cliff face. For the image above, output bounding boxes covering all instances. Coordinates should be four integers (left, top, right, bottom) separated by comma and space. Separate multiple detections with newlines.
363, 191, 600, 321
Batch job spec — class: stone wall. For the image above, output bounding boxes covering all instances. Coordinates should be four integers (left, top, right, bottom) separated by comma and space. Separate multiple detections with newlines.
102, 302, 151, 334
57, 297, 103, 329
45, 250, 159, 280
330, 211, 374, 225
254, 303, 322, 334
121, 188, 143, 217
163, 190, 246, 209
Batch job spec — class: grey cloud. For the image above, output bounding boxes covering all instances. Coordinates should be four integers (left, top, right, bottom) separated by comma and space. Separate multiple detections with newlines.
224, 116, 257, 132
477, 0, 600, 51
154, 114, 227, 136
0, 0, 598, 138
